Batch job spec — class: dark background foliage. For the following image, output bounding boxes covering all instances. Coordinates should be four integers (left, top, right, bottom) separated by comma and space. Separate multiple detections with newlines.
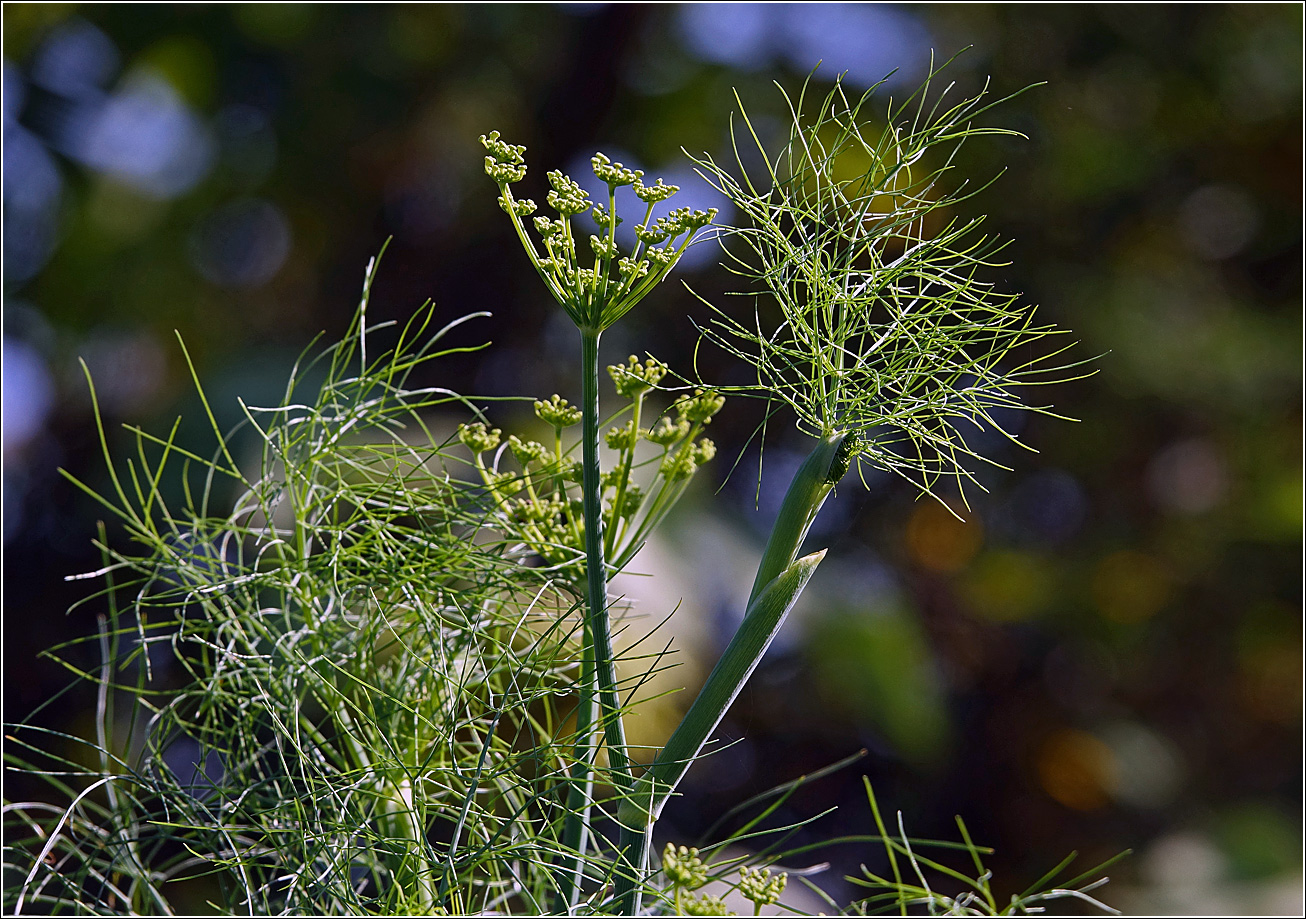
4, 4, 1301, 913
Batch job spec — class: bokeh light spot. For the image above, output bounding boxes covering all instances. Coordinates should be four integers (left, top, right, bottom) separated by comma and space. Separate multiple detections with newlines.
676, 4, 774, 71
1178, 184, 1260, 261
962, 549, 1051, 621
73, 70, 215, 199
189, 198, 292, 289
905, 501, 982, 573
1146, 437, 1228, 515
1036, 728, 1117, 811
2, 336, 55, 458
1091, 550, 1172, 623
28, 18, 120, 97
1101, 721, 1183, 809
1237, 643, 1302, 725
675, 3, 933, 89
1007, 468, 1087, 545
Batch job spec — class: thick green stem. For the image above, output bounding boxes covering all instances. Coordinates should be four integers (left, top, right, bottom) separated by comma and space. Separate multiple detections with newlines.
579, 330, 633, 782
554, 623, 597, 912
577, 328, 640, 902
612, 432, 853, 913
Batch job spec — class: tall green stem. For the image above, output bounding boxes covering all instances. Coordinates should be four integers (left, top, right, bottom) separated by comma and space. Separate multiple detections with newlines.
578, 328, 639, 900
554, 624, 596, 912
579, 329, 632, 780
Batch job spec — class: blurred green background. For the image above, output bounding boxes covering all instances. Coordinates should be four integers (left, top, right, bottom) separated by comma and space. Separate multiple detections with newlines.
4, 4, 1301, 913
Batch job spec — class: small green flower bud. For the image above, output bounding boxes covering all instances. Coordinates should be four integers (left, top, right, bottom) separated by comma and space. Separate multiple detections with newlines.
662, 843, 707, 891
739, 866, 787, 908
608, 354, 668, 399
562, 460, 583, 483
646, 415, 690, 446
592, 152, 643, 188
634, 176, 679, 204
605, 421, 638, 451
508, 435, 547, 466
534, 394, 582, 428
458, 422, 501, 454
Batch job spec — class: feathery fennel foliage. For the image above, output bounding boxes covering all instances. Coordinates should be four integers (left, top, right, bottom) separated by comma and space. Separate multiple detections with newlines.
5, 276, 613, 914
4, 65, 1121, 917
693, 65, 1093, 504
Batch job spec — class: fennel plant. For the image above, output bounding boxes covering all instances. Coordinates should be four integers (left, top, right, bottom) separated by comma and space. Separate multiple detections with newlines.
3, 64, 1114, 917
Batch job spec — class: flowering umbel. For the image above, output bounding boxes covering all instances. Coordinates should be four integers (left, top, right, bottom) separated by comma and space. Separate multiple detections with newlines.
481, 131, 717, 332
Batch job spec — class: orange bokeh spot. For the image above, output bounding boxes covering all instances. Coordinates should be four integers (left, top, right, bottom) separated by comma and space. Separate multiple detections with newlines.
905, 501, 983, 573
1036, 728, 1118, 811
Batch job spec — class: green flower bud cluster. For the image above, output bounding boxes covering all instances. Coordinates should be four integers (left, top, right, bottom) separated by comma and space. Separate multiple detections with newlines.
738, 865, 786, 911
590, 234, 619, 259
547, 170, 591, 216
676, 389, 725, 424
590, 203, 622, 227
486, 470, 524, 495
480, 130, 718, 332
668, 205, 718, 232
637, 206, 719, 246
647, 415, 690, 446
508, 435, 547, 466
605, 421, 638, 451
510, 494, 566, 525
618, 256, 649, 283
458, 366, 725, 579
499, 194, 536, 217
533, 215, 569, 245
534, 394, 582, 428
608, 354, 668, 399
615, 482, 643, 518
682, 893, 733, 916
457, 422, 501, 454
459, 408, 585, 571
662, 843, 707, 890
591, 152, 642, 189
661, 843, 735, 916
660, 438, 715, 482
635, 176, 679, 204
481, 131, 527, 184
